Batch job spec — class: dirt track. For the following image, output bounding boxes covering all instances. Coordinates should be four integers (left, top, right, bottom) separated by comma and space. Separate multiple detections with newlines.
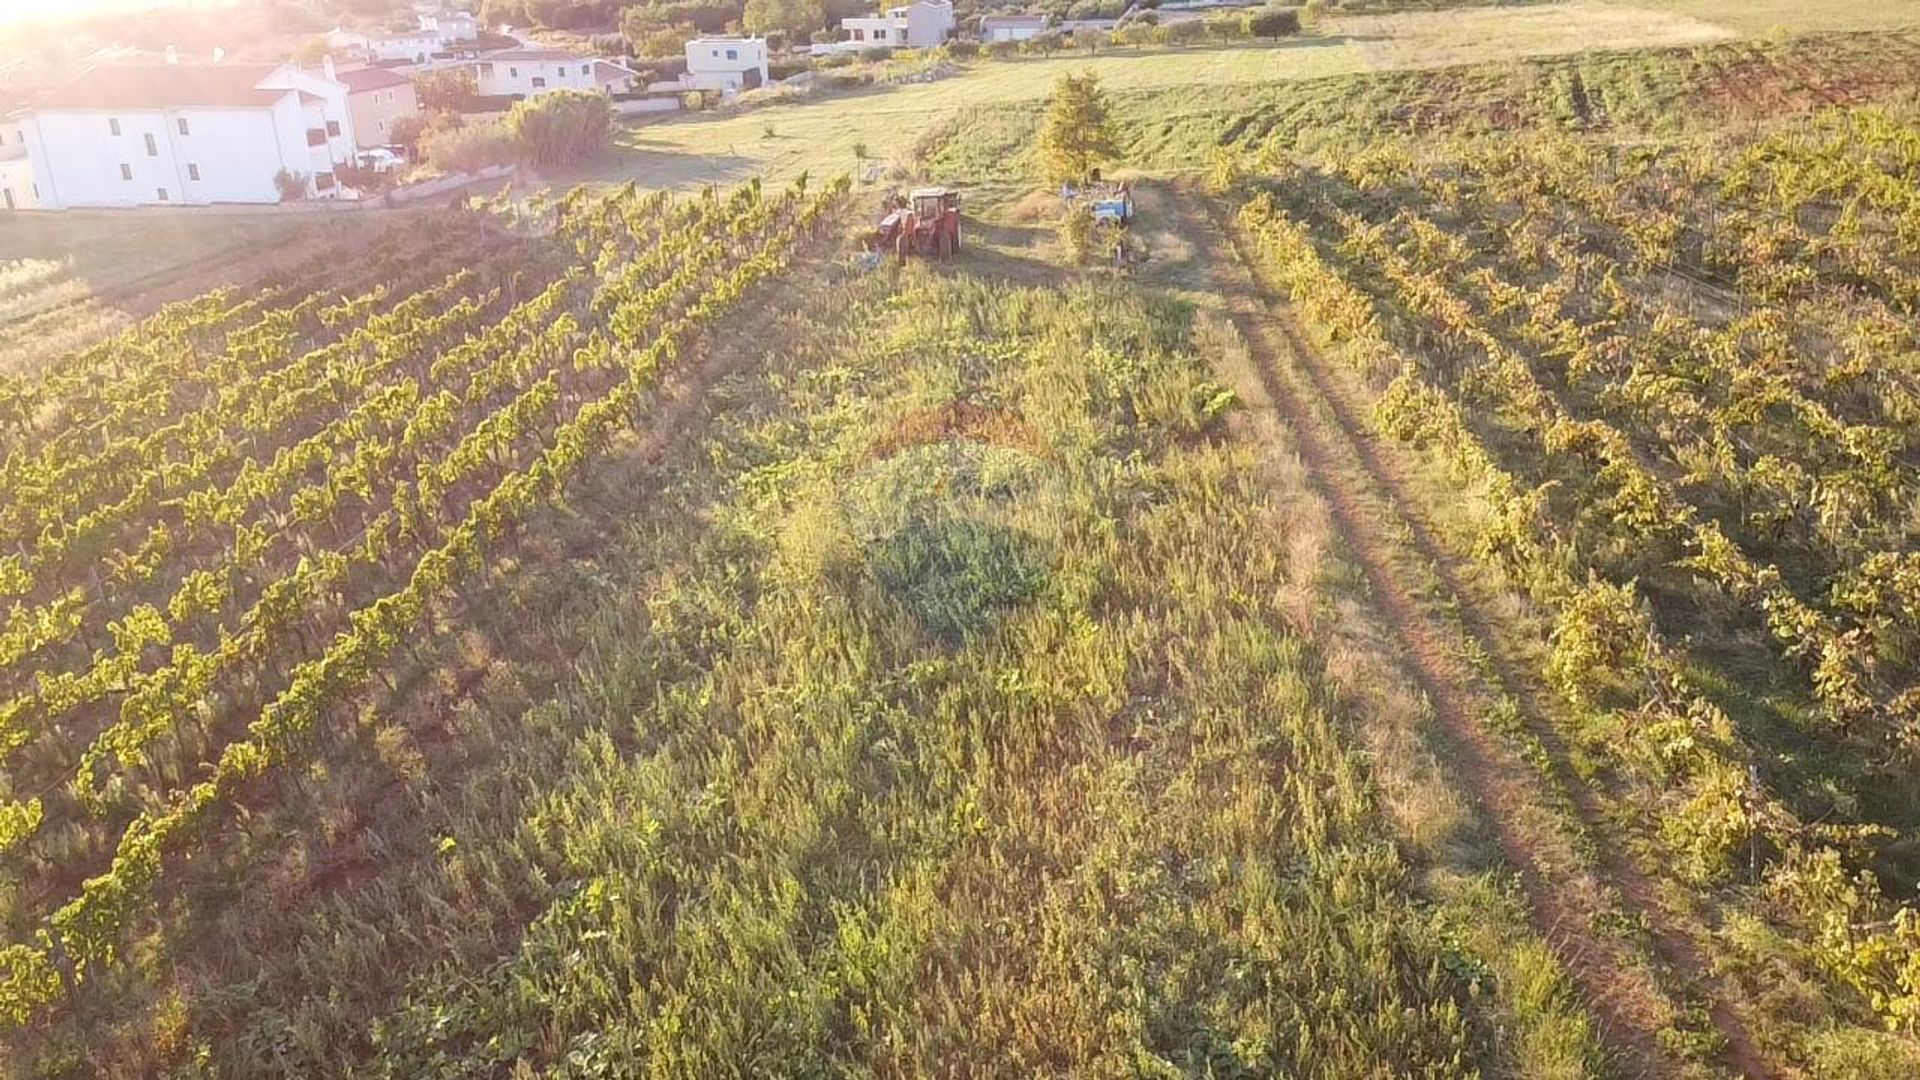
1168, 185, 1775, 1080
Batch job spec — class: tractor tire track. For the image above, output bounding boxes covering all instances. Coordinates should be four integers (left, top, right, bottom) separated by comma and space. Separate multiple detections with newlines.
1171, 186, 1775, 1080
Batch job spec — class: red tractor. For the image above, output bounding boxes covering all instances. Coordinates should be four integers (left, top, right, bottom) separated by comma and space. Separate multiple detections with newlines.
871, 187, 963, 262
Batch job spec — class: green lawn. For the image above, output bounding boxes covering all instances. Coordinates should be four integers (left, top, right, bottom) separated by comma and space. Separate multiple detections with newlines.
1606, 0, 1920, 35
565, 1, 1752, 191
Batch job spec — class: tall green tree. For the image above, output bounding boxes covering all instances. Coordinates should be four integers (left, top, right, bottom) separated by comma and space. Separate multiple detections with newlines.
1037, 70, 1120, 186
506, 89, 614, 167
743, 0, 824, 41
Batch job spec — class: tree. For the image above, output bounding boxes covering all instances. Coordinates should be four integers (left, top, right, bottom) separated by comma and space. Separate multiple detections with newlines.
1026, 29, 1063, 55
414, 67, 478, 112
1243, 7, 1301, 39
506, 89, 614, 167
293, 36, 331, 66
1037, 69, 1119, 186
627, 22, 687, 59
1076, 28, 1108, 53
1159, 19, 1205, 47
743, 0, 823, 41
421, 119, 519, 173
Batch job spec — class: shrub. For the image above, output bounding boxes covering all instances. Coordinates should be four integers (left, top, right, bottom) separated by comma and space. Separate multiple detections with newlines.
421, 118, 518, 173
860, 45, 896, 62
947, 40, 979, 58
1025, 29, 1063, 55
1244, 6, 1301, 39
1204, 13, 1241, 39
335, 161, 392, 193
506, 90, 614, 168
413, 67, 477, 112
986, 39, 1018, 58
1159, 18, 1205, 46
273, 168, 307, 202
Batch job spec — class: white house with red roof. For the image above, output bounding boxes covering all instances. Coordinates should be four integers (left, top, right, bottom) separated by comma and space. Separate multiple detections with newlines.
15, 61, 357, 208
334, 66, 418, 148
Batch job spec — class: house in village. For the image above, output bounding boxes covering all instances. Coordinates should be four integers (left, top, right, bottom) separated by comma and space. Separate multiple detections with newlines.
812, 0, 956, 54
10, 60, 358, 208
334, 66, 417, 148
472, 48, 638, 99
368, 28, 443, 64
420, 9, 478, 43
979, 13, 1050, 42
680, 36, 768, 94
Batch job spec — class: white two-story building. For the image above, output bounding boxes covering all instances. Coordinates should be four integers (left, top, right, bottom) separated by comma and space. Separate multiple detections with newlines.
813, 0, 955, 54
680, 36, 768, 93
369, 29, 443, 64
15, 62, 358, 208
473, 49, 637, 99
420, 9, 478, 42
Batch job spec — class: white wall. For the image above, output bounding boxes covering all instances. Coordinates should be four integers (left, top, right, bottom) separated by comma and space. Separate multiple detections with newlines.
21, 67, 356, 209
24, 106, 288, 207
371, 32, 440, 63
833, 1, 951, 50
683, 39, 767, 92
984, 22, 1045, 42
473, 56, 600, 98
0, 156, 36, 210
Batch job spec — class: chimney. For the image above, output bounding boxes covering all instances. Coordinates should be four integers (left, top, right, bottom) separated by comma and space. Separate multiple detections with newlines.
323, 54, 337, 81
164, 44, 179, 65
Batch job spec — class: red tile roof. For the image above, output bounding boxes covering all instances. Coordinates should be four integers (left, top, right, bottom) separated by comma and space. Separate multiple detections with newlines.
334, 66, 413, 93
34, 64, 286, 110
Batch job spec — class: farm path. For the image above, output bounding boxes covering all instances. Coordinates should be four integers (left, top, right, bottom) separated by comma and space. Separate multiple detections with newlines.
1165, 185, 1776, 1080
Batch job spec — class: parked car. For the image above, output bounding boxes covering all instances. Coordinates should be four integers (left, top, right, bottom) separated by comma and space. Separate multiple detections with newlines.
356, 147, 407, 173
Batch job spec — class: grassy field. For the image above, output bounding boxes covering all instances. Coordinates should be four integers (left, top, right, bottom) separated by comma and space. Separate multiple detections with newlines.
564, 2, 1739, 190
572, 9, 1920, 196
0, 210, 412, 375
1613, 0, 1920, 34
8, 5, 1920, 1076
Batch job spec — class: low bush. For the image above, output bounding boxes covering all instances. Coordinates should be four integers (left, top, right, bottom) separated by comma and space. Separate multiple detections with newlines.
421, 118, 519, 173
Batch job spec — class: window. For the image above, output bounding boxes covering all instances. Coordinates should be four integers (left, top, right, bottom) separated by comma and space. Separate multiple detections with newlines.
531, 76, 546, 88
187, 163, 200, 181
508, 66, 517, 77
479, 62, 494, 77
581, 63, 589, 75
144, 133, 157, 156
378, 119, 387, 132
177, 117, 189, 135
326, 120, 340, 137
306, 127, 327, 147
119, 163, 132, 180
726, 49, 737, 60
109, 117, 121, 135
315, 172, 335, 191
156, 187, 168, 201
